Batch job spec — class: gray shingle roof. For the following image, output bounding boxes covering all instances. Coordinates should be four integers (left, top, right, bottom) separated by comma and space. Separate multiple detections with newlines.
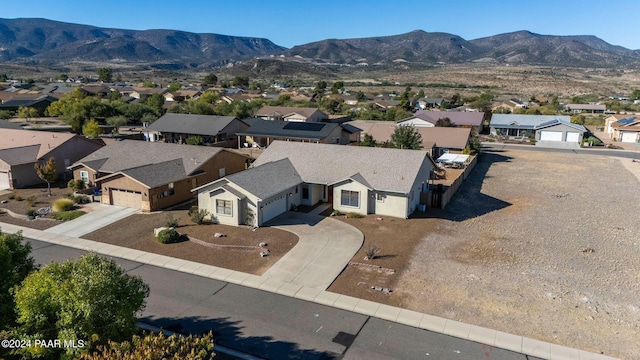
0, 145, 40, 165
237, 119, 340, 140
147, 114, 239, 136
225, 158, 302, 199
490, 114, 573, 129
252, 141, 431, 194
73, 140, 226, 187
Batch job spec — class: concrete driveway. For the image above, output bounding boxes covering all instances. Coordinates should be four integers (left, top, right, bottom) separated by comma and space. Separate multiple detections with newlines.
45, 203, 139, 237
262, 212, 363, 290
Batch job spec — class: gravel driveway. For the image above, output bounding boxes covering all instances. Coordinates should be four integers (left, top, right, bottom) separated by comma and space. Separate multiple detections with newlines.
396, 150, 640, 360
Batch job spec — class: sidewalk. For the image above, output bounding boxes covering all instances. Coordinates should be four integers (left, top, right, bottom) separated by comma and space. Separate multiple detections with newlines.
1, 221, 618, 360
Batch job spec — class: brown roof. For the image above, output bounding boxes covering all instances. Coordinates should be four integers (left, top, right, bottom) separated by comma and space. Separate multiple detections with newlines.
0, 129, 76, 159
255, 106, 327, 120
346, 120, 470, 149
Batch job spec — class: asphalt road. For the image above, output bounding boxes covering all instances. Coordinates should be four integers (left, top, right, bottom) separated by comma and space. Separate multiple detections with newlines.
25, 238, 542, 360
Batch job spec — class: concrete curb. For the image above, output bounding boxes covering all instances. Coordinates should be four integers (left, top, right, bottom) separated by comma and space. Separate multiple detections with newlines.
2, 221, 619, 360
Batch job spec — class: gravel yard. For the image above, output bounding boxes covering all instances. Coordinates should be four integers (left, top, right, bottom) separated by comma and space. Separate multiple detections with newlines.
396, 150, 640, 359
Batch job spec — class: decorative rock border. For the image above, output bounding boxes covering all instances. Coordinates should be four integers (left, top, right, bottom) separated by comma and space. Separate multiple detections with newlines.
187, 235, 265, 252
349, 261, 395, 274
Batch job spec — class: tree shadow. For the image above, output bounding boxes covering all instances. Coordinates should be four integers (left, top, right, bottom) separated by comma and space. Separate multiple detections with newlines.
140, 315, 341, 359
419, 151, 513, 222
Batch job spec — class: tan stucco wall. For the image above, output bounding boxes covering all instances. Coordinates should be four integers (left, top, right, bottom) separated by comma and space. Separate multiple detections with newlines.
371, 191, 409, 218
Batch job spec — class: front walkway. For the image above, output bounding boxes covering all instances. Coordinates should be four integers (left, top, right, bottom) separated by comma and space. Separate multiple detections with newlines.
45, 203, 140, 237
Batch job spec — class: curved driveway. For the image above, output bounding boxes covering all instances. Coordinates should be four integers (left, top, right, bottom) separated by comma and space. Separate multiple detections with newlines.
262, 212, 363, 290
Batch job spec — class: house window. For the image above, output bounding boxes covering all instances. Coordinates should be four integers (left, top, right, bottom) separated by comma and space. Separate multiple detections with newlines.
216, 199, 232, 216
80, 171, 89, 184
219, 168, 226, 177
341, 190, 359, 207
168, 182, 174, 195
302, 184, 309, 200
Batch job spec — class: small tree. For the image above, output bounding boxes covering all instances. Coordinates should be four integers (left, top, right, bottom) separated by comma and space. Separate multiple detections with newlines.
203, 73, 218, 86
97, 67, 113, 83
107, 115, 127, 134
186, 135, 205, 146
34, 157, 57, 196
82, 118, 103, 139
364, 244, 380, 260
435, 117, 456, 127
0, 230, 35, 330
360, 134, 378, 147
389, 125, 422, 150
17, 106, 39, 122
188, 206, 209, 225
0, 110, 13, 120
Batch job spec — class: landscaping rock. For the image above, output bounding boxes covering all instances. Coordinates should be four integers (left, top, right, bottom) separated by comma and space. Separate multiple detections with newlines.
214, 232, 226, 238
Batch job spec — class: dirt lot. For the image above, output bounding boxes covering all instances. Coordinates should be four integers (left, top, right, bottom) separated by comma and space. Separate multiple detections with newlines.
83, 206, 298, 275
329, 149, 640, 360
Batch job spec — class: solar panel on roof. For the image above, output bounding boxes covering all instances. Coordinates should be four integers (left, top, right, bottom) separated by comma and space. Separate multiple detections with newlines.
618, 118, 634, 124
282, 122, 326, 131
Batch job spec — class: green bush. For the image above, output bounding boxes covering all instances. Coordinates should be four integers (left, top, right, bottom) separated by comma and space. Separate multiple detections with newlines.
157, 228, 181, 244
347, 212, 365, 218
53, 198, 75, 212
166, 214, 179, 228
26, 209, 37, 217
26, 195, 37, 206
8, 193, 16, 200
67, 179, 86, 192
188, 206, 209, 225
332, 210, 343, 216
73, 195, 91, 204
51, 210, 85, 221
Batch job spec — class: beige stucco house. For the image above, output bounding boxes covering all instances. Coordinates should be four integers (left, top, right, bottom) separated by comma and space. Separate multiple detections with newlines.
0, 129, 104, 190
194, 141, 436, 226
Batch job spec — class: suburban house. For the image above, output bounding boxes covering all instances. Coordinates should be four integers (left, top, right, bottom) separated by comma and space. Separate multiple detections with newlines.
237, 118, 360, 147
0, 129, 104, 190
604, 114, 629, 139
490, 114, 586, 145
347, 120, 471, 157
194, 141, 436, 226
609, 116, 640, 143
254, 106, 329, 122
68, 140, 250, 211
565, 103, 607, 114
397, 110, 484, 133
143, 113, 249, 147
0, 94, 58, 116
416, 98, 445, 110
130, 87, 168, 99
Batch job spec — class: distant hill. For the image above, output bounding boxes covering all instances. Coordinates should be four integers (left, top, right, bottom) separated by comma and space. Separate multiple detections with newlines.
0, 18, 638, 70
0, 18, 286, 68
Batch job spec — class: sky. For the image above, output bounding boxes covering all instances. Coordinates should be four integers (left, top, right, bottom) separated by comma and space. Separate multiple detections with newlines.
2, 0, 640, 50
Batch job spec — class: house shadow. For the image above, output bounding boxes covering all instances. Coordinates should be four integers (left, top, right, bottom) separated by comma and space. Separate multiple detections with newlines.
140, 315, 341, 359
419, 151, 513, 222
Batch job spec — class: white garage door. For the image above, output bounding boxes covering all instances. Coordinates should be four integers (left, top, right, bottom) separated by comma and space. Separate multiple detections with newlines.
111, 189, 142, 209
0, 172, 10, 190
539, 131, 563, 141
565, 132, 580, 142
621, 132, 638, 143
262, 194, 287, 223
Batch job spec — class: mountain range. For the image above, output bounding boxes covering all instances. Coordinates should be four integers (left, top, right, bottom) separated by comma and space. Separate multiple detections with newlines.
0, 18, 638, 70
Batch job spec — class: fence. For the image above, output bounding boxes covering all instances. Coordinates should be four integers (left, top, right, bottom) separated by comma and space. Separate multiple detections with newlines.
422, 155, 478, 209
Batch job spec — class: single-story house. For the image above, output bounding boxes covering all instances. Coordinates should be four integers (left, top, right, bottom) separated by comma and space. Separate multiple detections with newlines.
237, 118, 360, 147
604, 114, 629, 139
397, 110, 484, 133
143, 113, 249, 147
490, 114, 586, 145
346, 120, 471, 157
0, 129, 104, 190
0, 95, 58, 116
610, 116, 640, 143
194, 141, 436, 226
565, 104, 607, 114
68, 140, 250, 211
254, 106, 328, 122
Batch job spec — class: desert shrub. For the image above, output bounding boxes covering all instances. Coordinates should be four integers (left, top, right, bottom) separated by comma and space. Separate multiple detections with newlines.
14, 195, 23, 201
52, 198, 75, 212
26, 209, 37, 217
73, 195, 91, 204
26, 195, 37, 206
165, 214, 179, 228
347, 212, 364, 218
51, 210, 85, 221
188, 206, 209, 225
331, 210, 343, 216
365, 244, 380, 260
157, 228, 181, 244
8, 193, 16, 200
67, 179, 86, 192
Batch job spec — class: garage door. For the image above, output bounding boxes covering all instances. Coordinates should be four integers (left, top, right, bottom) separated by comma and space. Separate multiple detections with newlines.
262, 194, 287, 223
0, 172, 10, 190
539, 131, 563, 141
565, 132, 580, 142
111, 189, 142, 209
621, 132, 638, 143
